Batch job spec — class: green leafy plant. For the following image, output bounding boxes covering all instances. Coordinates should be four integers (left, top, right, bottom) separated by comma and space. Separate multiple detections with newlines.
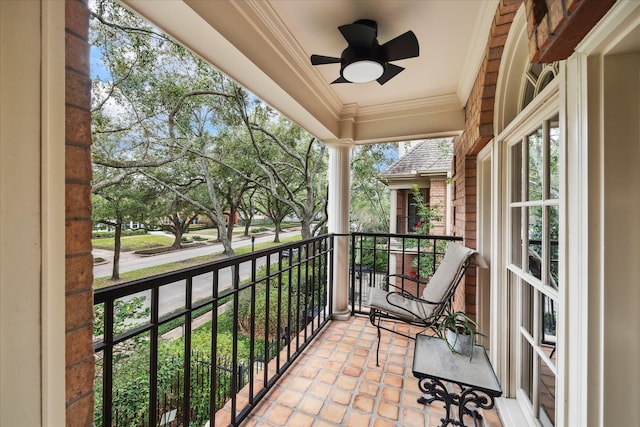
436, 303, 484, 359
410, 184, 442, 235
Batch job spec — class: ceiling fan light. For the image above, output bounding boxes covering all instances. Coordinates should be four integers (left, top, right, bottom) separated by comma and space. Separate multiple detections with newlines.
342, 60, 384, 83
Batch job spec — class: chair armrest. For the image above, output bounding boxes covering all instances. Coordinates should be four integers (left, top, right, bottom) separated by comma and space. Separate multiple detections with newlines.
383, 274, 428, 296
385, 273, 428, 285
384, 291, 441, 323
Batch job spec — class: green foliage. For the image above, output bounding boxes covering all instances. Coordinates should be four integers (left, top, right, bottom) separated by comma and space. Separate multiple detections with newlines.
350, 144, 395, 232
435, 303, 484, 360
401, 185, 449, 279
410, 184, 442, 235
93, 257, 328, 425
250, 226, 269, 233
93, 296, 253, 426
354, 238, 389, 272
93, 295, 150, 340
410, 240, 449, 280
233, 262, 326, 340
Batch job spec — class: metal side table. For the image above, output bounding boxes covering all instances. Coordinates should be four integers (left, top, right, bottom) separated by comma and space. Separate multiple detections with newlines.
412, 335, 502, 427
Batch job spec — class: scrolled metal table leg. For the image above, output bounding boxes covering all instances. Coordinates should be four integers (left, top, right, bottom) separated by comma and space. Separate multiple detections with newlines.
417, 377, 459, 427
457, 386, 496, 427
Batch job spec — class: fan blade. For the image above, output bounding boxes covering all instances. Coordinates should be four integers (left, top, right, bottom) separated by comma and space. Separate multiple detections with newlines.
381, 30, 419, 61
338, 22, 377, 48
311, 54, 341, 65
377, 63, 404, 85
331, 76, 350, 84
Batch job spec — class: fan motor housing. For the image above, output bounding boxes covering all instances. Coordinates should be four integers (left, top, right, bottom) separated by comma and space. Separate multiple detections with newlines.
340, 46, 385, 83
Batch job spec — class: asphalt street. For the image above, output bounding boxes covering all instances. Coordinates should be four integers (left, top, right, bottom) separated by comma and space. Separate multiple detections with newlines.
93, 229, 300, 278
93, 229, 301, 316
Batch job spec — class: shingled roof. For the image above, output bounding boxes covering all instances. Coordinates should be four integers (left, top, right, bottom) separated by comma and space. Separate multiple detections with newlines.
382, 138, 453, 178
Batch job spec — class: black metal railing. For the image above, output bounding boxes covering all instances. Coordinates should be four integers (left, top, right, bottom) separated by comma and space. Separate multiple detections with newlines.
349, 232, 463, 315
93, 234, 333, 427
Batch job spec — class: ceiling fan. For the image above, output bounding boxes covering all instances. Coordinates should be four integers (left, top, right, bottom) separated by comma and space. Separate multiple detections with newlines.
310, 19, 419, 85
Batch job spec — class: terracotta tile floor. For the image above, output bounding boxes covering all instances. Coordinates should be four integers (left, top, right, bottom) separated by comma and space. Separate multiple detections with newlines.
239, 315, 503, 427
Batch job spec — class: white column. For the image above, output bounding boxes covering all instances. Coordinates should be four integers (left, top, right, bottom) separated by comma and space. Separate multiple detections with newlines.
327, 142, 351, 320
388, 189, 398, 280
0, 2, 66, 425
389, 189, 398, 234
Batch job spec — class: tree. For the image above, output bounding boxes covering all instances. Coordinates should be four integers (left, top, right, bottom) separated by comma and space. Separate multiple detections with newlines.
223, 89, 328, 240
92, 174, 151, 280
90, 0, 243, 255
253, 185, 294, 243
350, 143, 396, 232
91, 0, 329, 255
238, 188, 258, 237
153, 195, 200, 250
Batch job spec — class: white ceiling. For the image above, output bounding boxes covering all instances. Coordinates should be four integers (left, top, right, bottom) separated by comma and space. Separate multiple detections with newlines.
122, 0, 500, 145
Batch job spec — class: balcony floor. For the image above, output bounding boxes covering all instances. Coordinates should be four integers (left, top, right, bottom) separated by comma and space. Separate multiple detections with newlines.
239, 315, 503, 427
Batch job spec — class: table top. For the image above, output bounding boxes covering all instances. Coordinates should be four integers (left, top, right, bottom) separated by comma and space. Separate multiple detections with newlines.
412, 335, 502, 395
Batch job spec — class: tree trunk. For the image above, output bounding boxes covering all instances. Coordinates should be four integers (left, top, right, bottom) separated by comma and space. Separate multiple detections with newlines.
171, 226, 183, 249
273, 218, 282, 243
226, 206, 236, 243
111, 216, 122, 280
244, 218, 251, 236
300, 218, 311, 240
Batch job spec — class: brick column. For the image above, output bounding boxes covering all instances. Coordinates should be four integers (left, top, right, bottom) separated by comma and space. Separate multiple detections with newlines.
451, 0, 521, 317
429, 179, 448, 235
65, 0, 95, 425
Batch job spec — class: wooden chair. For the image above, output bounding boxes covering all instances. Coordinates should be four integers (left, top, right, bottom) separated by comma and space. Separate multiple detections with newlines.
367, 242, 482, 366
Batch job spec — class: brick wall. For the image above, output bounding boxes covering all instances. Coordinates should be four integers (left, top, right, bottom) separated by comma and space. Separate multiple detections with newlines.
396, 190, 405, 219
65, 0, 94, 426
524, 0, 616, 63
429, 179, 447, 235
451, 0, 521, 316
450, 0, 616, 317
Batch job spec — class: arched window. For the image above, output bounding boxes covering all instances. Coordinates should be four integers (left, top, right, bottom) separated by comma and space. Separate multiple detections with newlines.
521, 62, 559, 111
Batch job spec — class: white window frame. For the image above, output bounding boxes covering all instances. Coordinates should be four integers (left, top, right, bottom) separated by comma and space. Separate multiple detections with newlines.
491, 75, 564, 427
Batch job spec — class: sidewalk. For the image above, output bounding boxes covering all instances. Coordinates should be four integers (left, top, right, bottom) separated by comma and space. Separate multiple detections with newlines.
93, 228, 301, 279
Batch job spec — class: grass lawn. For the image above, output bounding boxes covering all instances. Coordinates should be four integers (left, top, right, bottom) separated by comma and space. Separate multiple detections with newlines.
94, 234, 302, 289
92, 234, 175, 251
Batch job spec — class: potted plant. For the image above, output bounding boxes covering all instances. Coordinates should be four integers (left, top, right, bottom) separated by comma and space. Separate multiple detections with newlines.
436, 304, 484, 359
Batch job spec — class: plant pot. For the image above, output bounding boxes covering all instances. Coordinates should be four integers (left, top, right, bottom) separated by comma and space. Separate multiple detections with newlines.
446, 329, 473, 356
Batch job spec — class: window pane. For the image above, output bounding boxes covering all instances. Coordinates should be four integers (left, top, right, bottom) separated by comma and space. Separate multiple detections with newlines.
539, 358, 557, 426
549, 116, 560, 199
511, 206, 522, 267
528, 128, 543, 201
548, 205, 559, 289
511, 142, 522, 203
542, 293, 557, 368
521, 282, 534, 337
521, 337, 534, 403
528, 206, 543, 278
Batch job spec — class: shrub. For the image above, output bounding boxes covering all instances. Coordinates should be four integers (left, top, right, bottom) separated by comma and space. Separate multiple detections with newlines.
355, 238, 388, 273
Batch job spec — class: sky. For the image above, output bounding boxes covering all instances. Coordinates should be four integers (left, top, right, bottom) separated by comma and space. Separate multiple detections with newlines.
90, 45, 111, 80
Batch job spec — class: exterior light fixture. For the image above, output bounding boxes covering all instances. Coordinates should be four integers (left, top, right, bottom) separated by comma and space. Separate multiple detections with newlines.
342, 60, 384, 83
